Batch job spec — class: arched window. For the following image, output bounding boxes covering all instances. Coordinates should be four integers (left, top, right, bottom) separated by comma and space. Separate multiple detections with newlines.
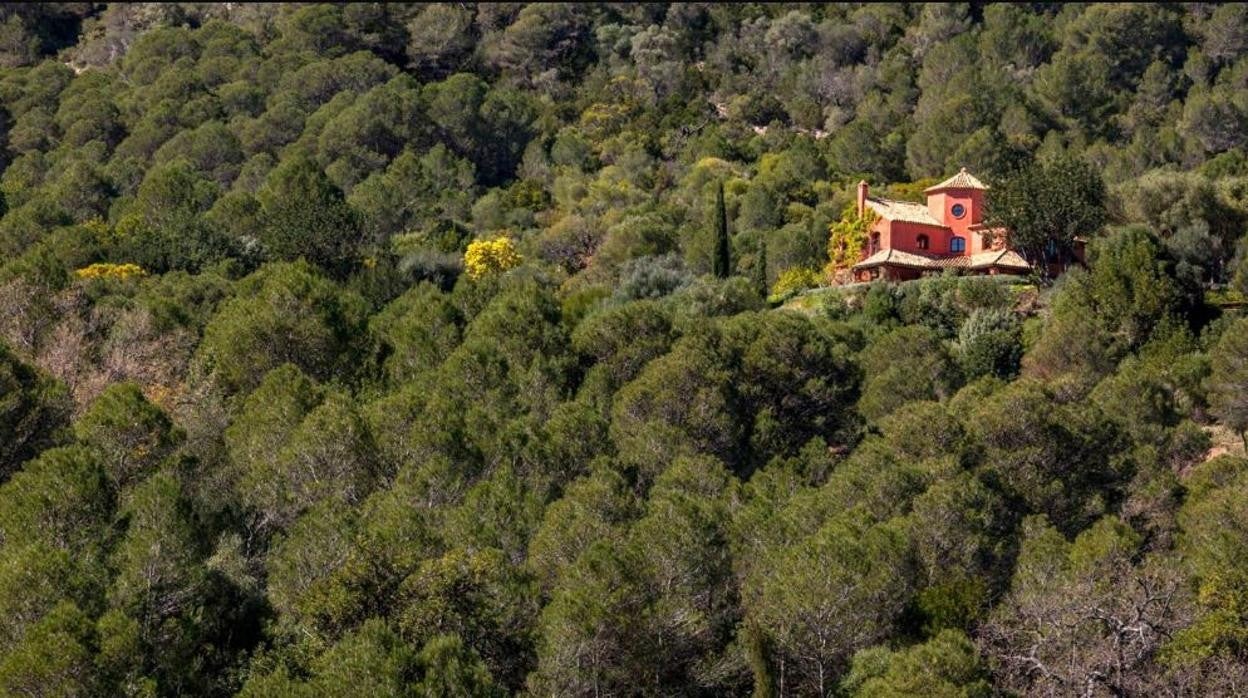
950, 236, 966, 253
870, 232, 881, 253
916, 234, 930, 250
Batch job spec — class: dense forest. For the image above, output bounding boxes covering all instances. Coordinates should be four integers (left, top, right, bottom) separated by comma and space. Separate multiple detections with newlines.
3, 3, 1248, 696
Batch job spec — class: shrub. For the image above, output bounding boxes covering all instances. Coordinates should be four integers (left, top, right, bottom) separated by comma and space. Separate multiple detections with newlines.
771, 266, 821, 298
464, 236, 522, 281
73, 263, 147, 282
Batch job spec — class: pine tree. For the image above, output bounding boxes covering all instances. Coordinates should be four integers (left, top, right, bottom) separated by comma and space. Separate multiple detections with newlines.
754, 240, 768, 297
1209, 317, 1248, 450
711, 181, 731, 278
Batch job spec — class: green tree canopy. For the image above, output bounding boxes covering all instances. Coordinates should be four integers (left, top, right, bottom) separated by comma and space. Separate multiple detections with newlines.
986, 156, 1107, 275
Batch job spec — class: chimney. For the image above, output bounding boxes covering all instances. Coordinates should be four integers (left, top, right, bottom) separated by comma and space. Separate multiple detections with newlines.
857, 180, 868, 217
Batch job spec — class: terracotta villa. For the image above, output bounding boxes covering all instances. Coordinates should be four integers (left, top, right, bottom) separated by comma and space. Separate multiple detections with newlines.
850, 168, 1057, 282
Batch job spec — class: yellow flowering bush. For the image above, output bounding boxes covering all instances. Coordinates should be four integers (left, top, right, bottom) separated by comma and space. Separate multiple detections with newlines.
74, 263, 148, 281
771, 267, 821, 297
463, 236, 522, 281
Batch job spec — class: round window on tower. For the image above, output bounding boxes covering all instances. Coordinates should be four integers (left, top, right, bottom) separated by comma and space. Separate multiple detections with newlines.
951, 203, 966, 219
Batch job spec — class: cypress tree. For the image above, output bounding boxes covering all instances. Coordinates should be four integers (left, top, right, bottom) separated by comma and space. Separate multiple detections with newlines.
744, 621, 775, 698
754, 240, 768, 297
712, 181, 731, 278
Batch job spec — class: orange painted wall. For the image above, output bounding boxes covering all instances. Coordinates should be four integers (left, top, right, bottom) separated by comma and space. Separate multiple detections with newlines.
930, 187, 985, 254
878, 219, 954, 255
927, 192, 947, 224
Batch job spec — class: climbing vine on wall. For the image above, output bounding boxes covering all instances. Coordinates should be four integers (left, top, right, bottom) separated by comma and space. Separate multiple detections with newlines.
826, 204, 878, 273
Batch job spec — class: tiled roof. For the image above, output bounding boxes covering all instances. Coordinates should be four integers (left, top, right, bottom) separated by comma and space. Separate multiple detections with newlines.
852, 248, 941, 270
968, 249, 1030, 270
937, 249, 1031, 269
925, 167, 989, 193
852, 247, 1031, 272
864, 197, 943, 226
